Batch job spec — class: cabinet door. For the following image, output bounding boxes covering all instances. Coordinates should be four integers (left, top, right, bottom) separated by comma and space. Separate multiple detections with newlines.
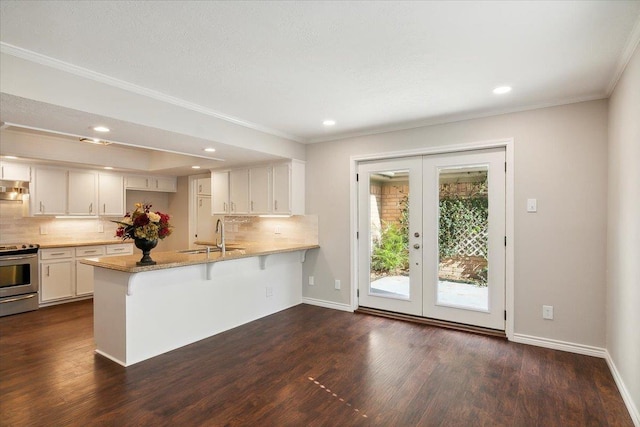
212, 172, 229, 214
0, 161, 31, 181
125, 175, 150, 190
272, 163, 291, 214
68, 170, 98, 215
249, 166, 271, 214
196, 196, 215, 242
229, 169, 249, 214
98, 173, 124, 216
75, 261, 94, 296
33, 168, 67, 215
197, 177, 212, 195
154, 177, 177, 192
40, 261, 74, 302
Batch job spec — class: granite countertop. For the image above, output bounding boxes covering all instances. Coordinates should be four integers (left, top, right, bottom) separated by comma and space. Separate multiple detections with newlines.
39, 240, 131, 249
79, 242, 320, 273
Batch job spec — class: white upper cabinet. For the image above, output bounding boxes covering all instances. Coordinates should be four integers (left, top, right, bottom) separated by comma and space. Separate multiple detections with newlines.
32, 168, 68, 215
211, 160, 305, 216
211, 171, 229, 214
98, 173, 124, 216
249, 166, 271, 214
68, 170, 98, 215
229, 169, 249, 214
31, 167, 126, 216
0, 161, 31, 181
196, 177, 211, 195
273, 160, 305, 215
125, 175, 177, 192
272, 163, 291, 214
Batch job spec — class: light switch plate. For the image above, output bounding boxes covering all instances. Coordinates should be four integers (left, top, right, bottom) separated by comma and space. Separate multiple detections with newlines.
527, 198, 537, 213
542, 305, 553, 320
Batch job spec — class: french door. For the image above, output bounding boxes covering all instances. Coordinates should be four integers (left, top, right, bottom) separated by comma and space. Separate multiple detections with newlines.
357, 148, 506, 330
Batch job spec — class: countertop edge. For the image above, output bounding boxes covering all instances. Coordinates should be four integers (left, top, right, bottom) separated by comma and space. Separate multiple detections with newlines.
80, 244, 320, 273
40, 241, 132, 249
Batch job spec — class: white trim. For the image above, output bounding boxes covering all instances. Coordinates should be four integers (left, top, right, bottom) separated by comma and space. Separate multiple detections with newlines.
302, 297, 353, 312
307, 97, 605, 144
607, 15, 640, 96
0, 42, 302, 143
605, 350, 640, 427
511, 333, 606, 358
349, 138, 515, 339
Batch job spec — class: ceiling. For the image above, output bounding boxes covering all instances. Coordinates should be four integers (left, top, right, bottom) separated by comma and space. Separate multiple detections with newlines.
1, 1, 639, 172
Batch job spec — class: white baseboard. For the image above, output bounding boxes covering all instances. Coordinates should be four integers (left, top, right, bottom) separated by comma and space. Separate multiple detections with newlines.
511, 333, 607, 358
302, 297, 353, 312
605, 350, 640, 427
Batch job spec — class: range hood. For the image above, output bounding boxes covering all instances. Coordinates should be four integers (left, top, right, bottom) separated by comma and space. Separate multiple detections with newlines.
0, 180, 29, 201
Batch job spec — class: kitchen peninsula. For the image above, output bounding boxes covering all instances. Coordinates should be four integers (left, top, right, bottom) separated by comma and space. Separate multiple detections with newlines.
81, 243, 319, 366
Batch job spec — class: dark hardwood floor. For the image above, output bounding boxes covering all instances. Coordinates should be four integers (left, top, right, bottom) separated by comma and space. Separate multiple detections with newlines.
0, 300, 632, 426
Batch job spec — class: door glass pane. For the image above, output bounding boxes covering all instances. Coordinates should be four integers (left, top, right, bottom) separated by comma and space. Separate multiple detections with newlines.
368, 170, 410, 299
437, 166, 489, 311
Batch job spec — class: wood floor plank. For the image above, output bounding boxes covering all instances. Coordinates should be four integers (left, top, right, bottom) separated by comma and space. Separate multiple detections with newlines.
0, 300, 633, 426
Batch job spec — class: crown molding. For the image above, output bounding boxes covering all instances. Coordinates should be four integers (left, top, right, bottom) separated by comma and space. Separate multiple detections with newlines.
0, 42, 304, 143
606, 14, 640, 96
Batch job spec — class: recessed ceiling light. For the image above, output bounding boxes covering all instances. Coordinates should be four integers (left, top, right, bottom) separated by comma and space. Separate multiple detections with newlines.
493, 86, 512, 95
93, 126, 110, 132
322, 120, 336, 126
191, 166, 201, 169
204, 148, 216, 152
103, 166, 113, 170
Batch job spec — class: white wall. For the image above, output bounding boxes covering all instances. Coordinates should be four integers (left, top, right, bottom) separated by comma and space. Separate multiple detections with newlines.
304, 99, 608, 348
607, 43, 640, 421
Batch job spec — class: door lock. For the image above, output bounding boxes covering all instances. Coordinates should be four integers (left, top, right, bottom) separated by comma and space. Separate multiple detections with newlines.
413, 243, 421, 249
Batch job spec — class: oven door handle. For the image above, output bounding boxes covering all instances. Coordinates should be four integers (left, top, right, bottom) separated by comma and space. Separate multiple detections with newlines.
0, 254, 37, 261
0, 294, 37, 304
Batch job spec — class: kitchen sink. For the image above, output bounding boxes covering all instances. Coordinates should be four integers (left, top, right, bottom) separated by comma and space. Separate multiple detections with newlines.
178, 246, 244, 255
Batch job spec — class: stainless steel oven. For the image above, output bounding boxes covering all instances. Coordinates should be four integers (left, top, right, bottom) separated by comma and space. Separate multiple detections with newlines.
0, 244, 39, 317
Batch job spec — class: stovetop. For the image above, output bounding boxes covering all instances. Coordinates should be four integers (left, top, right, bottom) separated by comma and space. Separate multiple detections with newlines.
0, 243, 40, 256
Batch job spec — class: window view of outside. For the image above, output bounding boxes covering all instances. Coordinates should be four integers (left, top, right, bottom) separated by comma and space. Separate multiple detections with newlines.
368, 167, 489, 311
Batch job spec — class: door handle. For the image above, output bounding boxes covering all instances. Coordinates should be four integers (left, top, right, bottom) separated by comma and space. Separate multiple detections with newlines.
414, 232, 420, 238
413, 244, 421, 249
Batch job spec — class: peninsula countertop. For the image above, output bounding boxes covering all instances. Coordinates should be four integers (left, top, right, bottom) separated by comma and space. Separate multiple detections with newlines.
80, 242, 320, 273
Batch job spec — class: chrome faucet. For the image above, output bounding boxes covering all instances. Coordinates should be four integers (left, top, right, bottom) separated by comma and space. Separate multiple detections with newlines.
215, 218, 226, 255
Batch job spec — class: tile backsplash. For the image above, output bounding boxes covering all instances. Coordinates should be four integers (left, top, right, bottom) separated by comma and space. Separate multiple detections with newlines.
0, 201, 121, 245
223, 215, 318, 246
1, 200, 318, 248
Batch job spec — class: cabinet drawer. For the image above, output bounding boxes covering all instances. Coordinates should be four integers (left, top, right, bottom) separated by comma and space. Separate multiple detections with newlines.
106, 243, 133, 255
40, 248, 74, 260
75, 246, 106, 257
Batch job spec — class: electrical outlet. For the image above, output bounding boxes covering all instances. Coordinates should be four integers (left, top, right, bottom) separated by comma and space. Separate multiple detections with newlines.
308, 276, 314, 286
542, 305, 553, 320
266, 287, 273, 298
39, 226, 48, 235
334, 279, 341, 290
527, 198, 537, 213
98, 224, 104, 233
274, 226, 282, 234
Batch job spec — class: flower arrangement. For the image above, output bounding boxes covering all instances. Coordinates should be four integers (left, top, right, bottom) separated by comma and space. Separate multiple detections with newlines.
113, 203, 172, 241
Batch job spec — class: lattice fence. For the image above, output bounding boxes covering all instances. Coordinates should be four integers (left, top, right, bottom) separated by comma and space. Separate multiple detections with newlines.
438, 197, 488, 259
450, 219, 487, 257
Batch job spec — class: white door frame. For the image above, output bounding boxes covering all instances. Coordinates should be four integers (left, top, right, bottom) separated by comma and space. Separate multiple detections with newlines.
349, 138, 515, 339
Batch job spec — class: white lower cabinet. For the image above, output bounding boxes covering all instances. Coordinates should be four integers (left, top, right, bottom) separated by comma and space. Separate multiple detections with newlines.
75, 246, 106, 296
41, 259, 74, 302
40, 243, 133, 304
